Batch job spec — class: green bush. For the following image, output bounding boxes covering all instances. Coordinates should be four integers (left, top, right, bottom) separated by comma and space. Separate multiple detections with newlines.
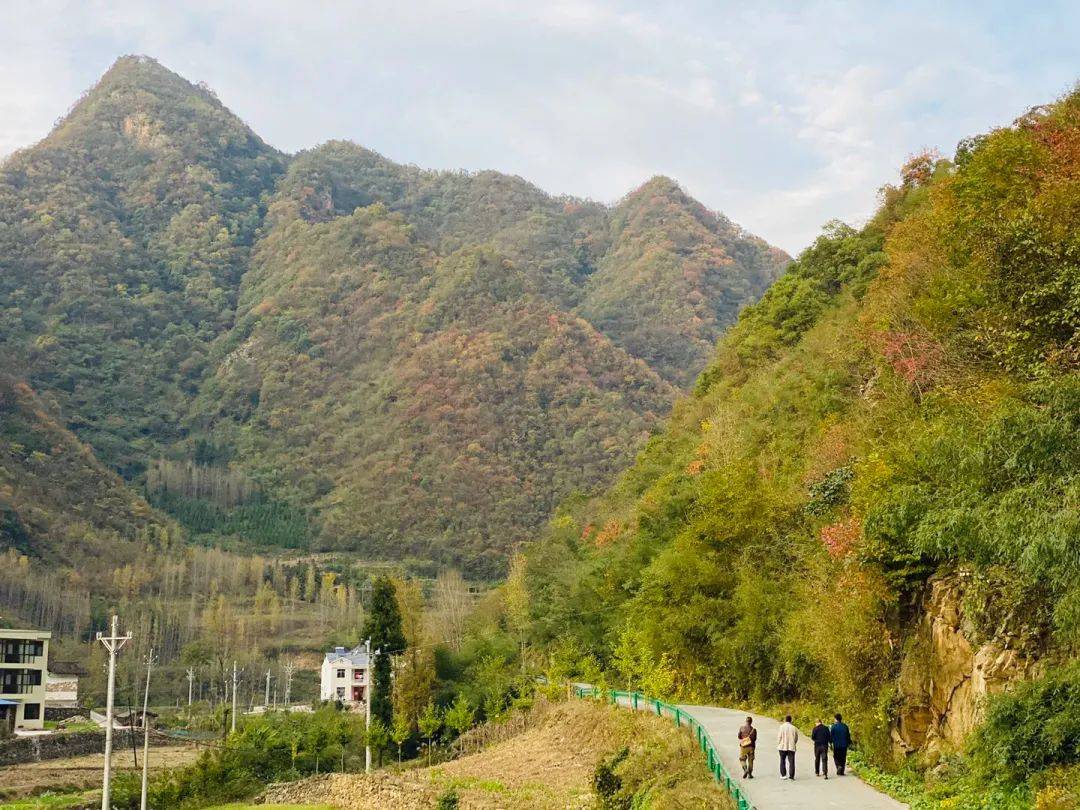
592, 747, 630, 810
974, 662, 1080, 782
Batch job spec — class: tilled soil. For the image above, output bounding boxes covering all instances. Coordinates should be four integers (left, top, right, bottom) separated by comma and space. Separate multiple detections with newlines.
0, 744, 202, 800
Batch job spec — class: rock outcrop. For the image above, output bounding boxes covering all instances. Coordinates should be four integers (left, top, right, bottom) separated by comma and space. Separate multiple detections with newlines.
893, 572, 1042, 758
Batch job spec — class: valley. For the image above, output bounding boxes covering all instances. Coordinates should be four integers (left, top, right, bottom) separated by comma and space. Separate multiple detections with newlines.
0, 34, 1077, 810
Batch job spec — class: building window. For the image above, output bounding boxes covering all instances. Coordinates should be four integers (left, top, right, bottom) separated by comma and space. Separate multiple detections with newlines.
23, 702, 41, 720
336, 669, 346, 678
354, 670, 363, 680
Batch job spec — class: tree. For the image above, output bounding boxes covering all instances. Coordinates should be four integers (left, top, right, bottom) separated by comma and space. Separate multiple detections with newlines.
366, 715, 390, 768
503, 553, 531, 671
393, 578, 436, 725
444, 694, 474, 739
391, 708, 411, 763
433, 570, 471, 651
418, 700, 442, 765
361, 576, 405, 726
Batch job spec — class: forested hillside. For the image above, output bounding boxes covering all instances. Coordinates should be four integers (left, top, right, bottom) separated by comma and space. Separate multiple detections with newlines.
0, 55, 286, 477
521, 94, 1079, 803
0, 374, 167, 568
0, 57, 786, 573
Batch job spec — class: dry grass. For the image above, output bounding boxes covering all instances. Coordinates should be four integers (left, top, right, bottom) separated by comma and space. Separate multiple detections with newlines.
264, 698, 731, 809
0, 744, 202, 801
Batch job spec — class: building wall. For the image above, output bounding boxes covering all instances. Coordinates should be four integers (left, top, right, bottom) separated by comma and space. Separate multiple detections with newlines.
45, 676, 79, 708
0, 631, 50, 731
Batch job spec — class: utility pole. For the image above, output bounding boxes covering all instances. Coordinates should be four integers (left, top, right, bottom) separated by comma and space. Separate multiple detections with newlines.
230, 661, 239, 733
140, 649, 156, 810
364, 638, 372, 774
264, 669, 271, 709
283, 660, 295, 707
186, 668, 194, 706
96, 615, 131, 810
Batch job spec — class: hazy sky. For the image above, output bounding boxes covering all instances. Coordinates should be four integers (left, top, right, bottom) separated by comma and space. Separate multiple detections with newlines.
2, 1, 1077, 253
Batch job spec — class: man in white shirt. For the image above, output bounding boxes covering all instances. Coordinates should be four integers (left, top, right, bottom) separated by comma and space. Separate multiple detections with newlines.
777, 714, 799, 780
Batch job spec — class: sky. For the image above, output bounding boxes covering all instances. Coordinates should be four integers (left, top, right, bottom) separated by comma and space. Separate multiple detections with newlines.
1, 1, 1077, 254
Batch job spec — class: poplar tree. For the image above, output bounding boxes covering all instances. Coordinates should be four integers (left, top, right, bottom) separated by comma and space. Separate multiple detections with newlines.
362, 576, 405, 726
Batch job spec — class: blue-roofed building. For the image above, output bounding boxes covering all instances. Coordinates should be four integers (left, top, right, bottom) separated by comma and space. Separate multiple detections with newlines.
319, 644, 370, 705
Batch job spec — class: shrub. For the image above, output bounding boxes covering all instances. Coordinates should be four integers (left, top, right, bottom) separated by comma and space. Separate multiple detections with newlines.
974, 662, 1080, 782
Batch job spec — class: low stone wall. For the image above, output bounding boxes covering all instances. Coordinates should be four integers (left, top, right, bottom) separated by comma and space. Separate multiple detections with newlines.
0, 728, 174, 766
44, 706, 88, 722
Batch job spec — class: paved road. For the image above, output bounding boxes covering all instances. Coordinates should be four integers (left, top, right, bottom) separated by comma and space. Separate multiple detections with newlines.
597, 689, 906, 810
677, 705, 907, 810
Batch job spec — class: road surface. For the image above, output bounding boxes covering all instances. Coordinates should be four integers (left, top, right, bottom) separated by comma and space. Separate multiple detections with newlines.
677, 704, 907, 809
597, 689, 907, 810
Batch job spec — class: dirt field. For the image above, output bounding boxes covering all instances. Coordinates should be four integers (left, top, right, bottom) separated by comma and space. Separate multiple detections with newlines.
0, 744, 202, 801
264, 699, 730, 809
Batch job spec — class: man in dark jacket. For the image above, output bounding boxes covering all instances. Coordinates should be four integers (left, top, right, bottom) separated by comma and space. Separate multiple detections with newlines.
811, 719, 831, 779
737, 716, 757, 778
830, 713, 852, 775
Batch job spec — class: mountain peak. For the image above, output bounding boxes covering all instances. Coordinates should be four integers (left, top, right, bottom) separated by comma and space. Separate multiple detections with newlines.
622, 175, 686, 203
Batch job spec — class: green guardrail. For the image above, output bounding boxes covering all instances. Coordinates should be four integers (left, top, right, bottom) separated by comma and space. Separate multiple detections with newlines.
572, 685, 754, 810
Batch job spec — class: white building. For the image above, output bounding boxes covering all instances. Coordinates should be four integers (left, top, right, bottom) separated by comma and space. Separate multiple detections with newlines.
319, 645, 370, 705
0, 628, 50, 733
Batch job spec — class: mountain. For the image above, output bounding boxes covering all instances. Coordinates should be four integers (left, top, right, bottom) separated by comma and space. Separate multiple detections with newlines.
0, 58, 787, 572
0, 375, 169, 569
520, 94, 1079, 800
579, 176, 788, 386
0, 55, 286, 477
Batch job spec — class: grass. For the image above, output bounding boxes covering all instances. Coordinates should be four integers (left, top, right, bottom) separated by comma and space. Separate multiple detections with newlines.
0, 792, 97, 809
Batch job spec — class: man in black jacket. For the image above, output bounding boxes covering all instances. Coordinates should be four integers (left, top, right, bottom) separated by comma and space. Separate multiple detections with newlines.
830, 713, 852, 775
811, 719, 831, 779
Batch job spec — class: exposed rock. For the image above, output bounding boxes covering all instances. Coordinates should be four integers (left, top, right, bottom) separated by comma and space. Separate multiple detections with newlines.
893, 572, 1042, 757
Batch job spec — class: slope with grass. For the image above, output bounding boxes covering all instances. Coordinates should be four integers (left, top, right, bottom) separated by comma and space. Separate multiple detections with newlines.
261, 699, 731, 809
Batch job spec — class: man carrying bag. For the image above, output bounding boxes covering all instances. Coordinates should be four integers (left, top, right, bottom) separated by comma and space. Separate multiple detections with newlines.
738, 716, 757, 778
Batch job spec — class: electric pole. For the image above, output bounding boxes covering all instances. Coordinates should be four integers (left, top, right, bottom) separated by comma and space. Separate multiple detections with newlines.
96, 615, 131, 810
186, 668, 194, 706
140, 649, 156, 810
283, 660, 295, 707
364, 638, 372, 774
230, 661, 239, 733
264, 669, 271, 709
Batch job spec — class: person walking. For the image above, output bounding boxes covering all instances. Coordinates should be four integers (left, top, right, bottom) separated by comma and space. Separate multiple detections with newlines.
737, 716, 757, 778
831, 713, 852, 775
777, 714, 798, 780
811, 719, 831, 779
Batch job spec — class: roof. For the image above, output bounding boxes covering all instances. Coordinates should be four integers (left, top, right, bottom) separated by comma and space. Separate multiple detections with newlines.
323, 645, 370, 668
0, 628, 51, 640
48, 661, 88, 677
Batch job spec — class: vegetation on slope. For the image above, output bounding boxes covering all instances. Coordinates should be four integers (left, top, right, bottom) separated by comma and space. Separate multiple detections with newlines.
518, 92, 1080, 803
0, 55, 286, 477
0, 374, 168, 569
0, 59, 786, 571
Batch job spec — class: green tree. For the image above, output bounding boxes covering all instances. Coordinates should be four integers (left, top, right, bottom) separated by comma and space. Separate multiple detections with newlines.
391, 708, 411, 763
444, 694, 475, 739
418, 700, 442, 765
362, 576, 405, 726
365, 715, 390, 768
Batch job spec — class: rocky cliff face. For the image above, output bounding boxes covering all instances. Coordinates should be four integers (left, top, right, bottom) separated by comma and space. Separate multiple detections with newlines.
893, 572, 1044, 758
